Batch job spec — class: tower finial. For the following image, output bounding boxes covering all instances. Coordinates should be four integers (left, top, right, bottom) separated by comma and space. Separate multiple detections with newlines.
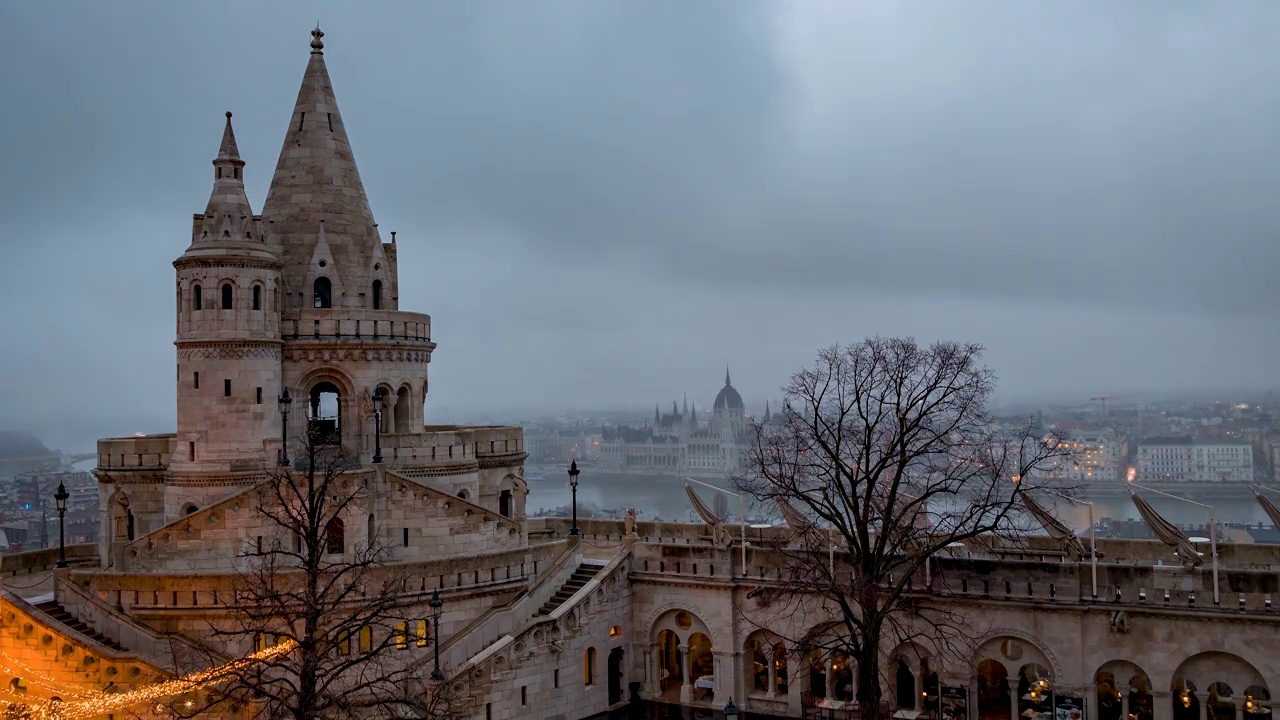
725, 365, 731, 386
311, 25, 325, 52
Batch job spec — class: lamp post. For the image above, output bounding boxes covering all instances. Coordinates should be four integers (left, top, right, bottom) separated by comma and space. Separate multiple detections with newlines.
724, 697, 740, 717
429, 589, 444, 681
277, 388, 292, 467
371, 389, 384, 464
568, 459, 581, 536
54, 482, 69, 569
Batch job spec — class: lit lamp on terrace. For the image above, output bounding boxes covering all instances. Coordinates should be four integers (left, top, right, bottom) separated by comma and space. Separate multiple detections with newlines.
724, 697, 740, 716
568, 459, 581, 537
54, 481, 69, 569
277, 388, 292, 467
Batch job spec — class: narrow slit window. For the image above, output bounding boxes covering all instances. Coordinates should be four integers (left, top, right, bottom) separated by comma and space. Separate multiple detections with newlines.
298, 112, 305, 131
402, 528, 409, 547
224, 379, 231, 397
221, 283, 233, 310
327, 113, 333, 132
256, 387, 263, 404
188, 442, 195, 461
194, 372, 200, 389
193, 285, 202, 310
252, 286, 261, 310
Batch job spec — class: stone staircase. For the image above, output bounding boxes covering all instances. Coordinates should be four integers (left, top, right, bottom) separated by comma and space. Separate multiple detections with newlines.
34, 599, 127, 651
535, 563, 601, 617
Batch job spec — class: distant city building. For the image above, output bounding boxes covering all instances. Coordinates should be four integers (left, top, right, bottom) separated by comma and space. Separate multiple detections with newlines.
597, 370, 751, 477
1137, 437, 1253, 483
1042, 430, 1123, 483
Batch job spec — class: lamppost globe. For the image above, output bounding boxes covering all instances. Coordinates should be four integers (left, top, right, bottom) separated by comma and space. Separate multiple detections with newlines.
724, 697, 740, 716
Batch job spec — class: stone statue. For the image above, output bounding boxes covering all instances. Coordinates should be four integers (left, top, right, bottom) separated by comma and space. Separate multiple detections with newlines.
113, 494, 130, 540
359, 389, 377, 420
624, 508, 637, 537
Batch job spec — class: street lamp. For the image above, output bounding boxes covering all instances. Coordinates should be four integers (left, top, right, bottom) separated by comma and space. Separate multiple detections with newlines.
568, 459, 581, 536
53, 482, 69, 569
429, 589, 444, 681
723, 697, 740, 717
277, 388, 292, 467
371, 389, 385, 464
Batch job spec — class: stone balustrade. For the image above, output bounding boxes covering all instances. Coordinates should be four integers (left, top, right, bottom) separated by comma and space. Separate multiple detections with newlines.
380, 425, 524, 468
0, 544, 97, 576
78, 539, 568, 612
283, 308, 431, 342
96, 434, 179, 471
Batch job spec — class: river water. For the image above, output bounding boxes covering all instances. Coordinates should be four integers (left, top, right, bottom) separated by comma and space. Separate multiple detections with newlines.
523, 465, 1271, 528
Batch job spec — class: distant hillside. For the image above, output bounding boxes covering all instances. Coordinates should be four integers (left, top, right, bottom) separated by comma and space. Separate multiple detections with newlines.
0, 430, 53, 458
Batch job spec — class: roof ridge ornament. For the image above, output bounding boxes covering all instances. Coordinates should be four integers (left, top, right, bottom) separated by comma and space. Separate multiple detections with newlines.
311, 25, 324, 53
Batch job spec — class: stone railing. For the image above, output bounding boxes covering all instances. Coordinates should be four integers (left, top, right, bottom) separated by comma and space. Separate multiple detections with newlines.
284, 308, 431, 343
96, 434, 178, 471
55, 573, 221, 673
438, 538, 583, 670
83, 540, 567, 612
451, 546, 631, 682
379, 426, 524, 468
0, 544, 97, 576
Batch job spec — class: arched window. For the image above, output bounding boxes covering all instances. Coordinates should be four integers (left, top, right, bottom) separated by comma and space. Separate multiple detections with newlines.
372, 280, 383, 310
184, 504, 198, 516
313, 277, 332, 308
193, 284, 202, 311
252, 285, 261, 311
325, 518, 345, 555
367, 513, 376, 547
9, 678, 26, 695
584, 647, 597, 687
499, 490, 512, 518
221, 283, 233, 310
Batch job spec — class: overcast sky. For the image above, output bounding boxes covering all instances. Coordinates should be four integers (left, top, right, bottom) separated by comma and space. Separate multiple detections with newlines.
3, 2, 1279, 448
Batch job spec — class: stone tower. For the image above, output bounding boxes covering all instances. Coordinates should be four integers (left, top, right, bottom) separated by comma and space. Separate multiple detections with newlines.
171, 112, 283, 498
262, 28, 433, 457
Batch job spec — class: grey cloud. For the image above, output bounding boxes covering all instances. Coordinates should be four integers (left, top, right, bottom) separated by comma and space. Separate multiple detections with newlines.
1, 1, 1278, 450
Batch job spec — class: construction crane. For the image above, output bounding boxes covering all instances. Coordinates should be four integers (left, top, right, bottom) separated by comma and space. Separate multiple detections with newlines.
1091, 395, 1111, 414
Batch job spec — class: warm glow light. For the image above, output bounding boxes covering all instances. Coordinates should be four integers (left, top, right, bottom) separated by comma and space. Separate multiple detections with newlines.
10, 638, 296, 719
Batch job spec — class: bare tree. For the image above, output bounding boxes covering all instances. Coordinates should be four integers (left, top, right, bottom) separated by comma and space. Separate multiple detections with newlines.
735, 338, 1069, 709
179, 429, 466, 720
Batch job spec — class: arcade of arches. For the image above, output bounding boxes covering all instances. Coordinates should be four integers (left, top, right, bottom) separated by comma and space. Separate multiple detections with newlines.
640, 609, 1272, 720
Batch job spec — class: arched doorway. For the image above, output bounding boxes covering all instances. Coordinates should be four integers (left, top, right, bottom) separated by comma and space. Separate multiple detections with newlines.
1244, 686, 1272, 720
1210, 683, 1237, 720
308, 382, 342, 445
499, 490, 512, 518
977, 659, 1011, 720
608, 648, 624, 705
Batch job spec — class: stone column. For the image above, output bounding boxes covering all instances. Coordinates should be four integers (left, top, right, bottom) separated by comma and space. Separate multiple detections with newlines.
767, 651, 778, 699
642, 643, 655, 696
822, 656, 834, 706
1152, 691, 1173, 720
1197, 693, 1209, 720
679, 644, 692, 704
915, 668, 924, 711
1122, 691, 1130, 720
1011, 687, 1021, 720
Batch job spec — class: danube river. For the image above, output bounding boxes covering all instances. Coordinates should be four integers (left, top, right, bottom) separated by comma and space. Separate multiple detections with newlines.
523, 464, 1272, 528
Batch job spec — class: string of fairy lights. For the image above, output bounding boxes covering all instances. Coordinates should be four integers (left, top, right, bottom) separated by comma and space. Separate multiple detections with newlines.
0, 638, 296, 719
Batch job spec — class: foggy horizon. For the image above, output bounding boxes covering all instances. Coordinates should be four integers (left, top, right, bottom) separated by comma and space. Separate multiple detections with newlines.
4, 3, 1280, 453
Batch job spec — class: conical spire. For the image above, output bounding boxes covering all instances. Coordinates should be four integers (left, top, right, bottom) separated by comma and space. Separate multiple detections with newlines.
654, 404, 660, 424
765, 400, 771, 422
205, 111, 253, 218
725, 366, 732, 386
262, 27, 380, 308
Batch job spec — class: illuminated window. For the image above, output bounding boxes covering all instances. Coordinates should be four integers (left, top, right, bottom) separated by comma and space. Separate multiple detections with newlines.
9, 678, 26, 695
336, 630, 350, 656
359, 626, 372, 653
416, 620, 429, 647
609, 625, 622, 637
254, 634, 268, 652
395, 622, 408, 650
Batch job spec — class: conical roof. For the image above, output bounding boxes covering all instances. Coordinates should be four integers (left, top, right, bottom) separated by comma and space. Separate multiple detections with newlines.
204, 111, 253, 218
262, 27, 381, 309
